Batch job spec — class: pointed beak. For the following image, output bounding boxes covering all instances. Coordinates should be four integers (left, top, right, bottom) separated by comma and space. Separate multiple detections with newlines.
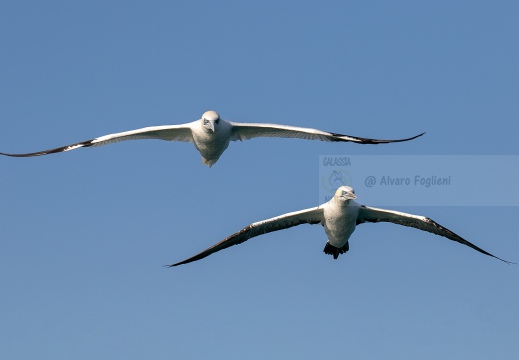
343, 193, 357, 200
208, 122, 215, 133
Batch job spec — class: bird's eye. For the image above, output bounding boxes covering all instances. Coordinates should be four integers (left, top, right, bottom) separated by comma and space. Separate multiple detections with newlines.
215, 119, 219, 125
203, 119, 209, 125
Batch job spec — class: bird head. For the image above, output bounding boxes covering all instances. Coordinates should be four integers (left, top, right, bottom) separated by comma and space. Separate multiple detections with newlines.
334, 186, 357, 203
201, 110, 221, 133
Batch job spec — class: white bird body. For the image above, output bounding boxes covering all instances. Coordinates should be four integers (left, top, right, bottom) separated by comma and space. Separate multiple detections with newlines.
323, 197, 360, 249
0, 111, 424, 166
191, 116, 232, 166
169, 186, 512, 266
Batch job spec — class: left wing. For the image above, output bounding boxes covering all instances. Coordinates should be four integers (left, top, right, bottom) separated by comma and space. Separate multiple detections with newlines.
0, 123, 194, 157
357, 205, 513, 263
168, 206, 324, 267
230, 122, 424, 144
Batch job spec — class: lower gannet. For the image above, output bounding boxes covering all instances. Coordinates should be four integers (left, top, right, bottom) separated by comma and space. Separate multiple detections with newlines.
0, 111, 424, 167
169, 186, 512, 266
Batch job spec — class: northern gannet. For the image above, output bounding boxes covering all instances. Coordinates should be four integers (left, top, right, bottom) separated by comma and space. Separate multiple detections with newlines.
1, 111, 424, 167
169, 186, 512, 266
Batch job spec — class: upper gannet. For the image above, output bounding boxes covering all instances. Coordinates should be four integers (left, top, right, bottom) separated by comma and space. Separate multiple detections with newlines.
0, 111, 424, 167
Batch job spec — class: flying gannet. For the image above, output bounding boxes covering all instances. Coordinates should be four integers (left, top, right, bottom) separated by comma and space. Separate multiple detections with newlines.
169, 186, 512, 266
0, 111, 424, 167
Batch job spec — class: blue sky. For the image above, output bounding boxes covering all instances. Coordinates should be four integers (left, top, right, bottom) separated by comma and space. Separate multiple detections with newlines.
1, 1, 518, 359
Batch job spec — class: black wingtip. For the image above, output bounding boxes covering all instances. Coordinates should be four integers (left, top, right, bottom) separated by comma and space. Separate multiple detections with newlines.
495, 257, 516, 265
164, 261, 183, 268
330, 131, 426, 144
0, 139, 94, 158
387, 131, 426, 143
165, 257, 198, 268
0, 151, 43, 158
414, 131, 426, 139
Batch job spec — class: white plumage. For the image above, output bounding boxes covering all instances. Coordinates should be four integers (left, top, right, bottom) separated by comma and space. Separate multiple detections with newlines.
169, 186, 512, 266
0, 110, 424, 167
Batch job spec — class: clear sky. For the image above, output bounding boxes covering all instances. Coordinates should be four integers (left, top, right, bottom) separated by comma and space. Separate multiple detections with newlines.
1, 1, 518, 359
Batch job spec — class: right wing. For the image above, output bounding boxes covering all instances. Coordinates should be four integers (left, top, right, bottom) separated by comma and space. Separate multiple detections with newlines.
0, 123, 194, 157
357, 205, 513, 264
230, 122, 425, 144
168, 206, 324, 267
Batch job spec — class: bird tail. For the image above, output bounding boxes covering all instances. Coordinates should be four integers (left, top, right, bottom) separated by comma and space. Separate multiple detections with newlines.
323, 241, 349, 260
201, 157, 218, 167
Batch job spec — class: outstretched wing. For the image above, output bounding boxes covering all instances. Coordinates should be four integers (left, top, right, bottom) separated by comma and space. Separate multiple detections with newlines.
169, 206, 324, 267
0, 123, 194, 157
230, 122, 424, 144
357, 205, 512, 263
